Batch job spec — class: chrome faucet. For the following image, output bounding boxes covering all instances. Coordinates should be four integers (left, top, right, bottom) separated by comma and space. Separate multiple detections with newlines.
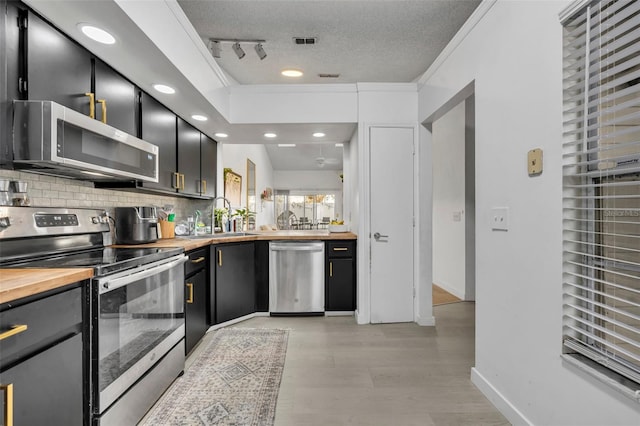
211, 196, 231, 233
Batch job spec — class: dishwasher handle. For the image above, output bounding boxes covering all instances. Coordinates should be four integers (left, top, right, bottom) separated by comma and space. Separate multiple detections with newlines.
270, 243, 324, 252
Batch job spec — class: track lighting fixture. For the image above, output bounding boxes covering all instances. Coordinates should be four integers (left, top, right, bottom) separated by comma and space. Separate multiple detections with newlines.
208, 40, 221, 58
255, 43, 267, 60
232, 42, 245, 59
208, 38, 267, 60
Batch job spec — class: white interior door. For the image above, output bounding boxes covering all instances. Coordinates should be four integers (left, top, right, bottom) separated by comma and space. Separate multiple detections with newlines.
369, 126, 415, 323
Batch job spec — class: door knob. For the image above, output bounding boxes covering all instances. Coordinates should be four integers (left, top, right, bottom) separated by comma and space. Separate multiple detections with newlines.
373, 232, 389, 240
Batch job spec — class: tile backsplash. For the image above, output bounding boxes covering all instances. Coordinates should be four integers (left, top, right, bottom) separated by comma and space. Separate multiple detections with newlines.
0, 169, 213, 225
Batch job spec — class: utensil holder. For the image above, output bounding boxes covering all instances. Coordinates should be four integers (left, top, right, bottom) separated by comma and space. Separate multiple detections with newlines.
159, 220, 175, 239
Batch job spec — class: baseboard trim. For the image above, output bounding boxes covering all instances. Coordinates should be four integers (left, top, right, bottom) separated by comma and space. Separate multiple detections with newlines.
416, 314, 436, 326
325, 311, 355, 317
471, 367, 533, 425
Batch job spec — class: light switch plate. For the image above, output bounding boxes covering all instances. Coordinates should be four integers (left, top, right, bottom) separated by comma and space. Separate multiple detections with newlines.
528, 148, 543, 176
491, 207, 509, 231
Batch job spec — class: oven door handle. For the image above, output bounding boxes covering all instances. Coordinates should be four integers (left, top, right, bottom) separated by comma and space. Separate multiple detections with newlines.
97, 255, 187, 293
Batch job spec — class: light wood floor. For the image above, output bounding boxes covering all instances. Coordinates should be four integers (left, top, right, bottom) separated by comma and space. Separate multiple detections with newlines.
433, 284, 462, 305
224, 303, 510, 426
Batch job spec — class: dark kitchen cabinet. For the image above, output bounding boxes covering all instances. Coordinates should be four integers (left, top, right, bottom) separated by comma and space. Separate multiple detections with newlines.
23, 10, 93, 115
213, 242, 256, 324
140, 93, 178, 192
21, 10, 138, 135
177, 117, 202, 196
200, 134, 217, 197
325, 241, 357, 311
255, 241, 270, 312
185, 248, 209, 354
177, 118, 217, 197
0, 283, 86, 425
94, 59, 138, 135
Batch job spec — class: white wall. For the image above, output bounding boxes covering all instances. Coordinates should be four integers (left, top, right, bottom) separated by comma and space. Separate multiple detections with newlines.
221, 144, 275, 227
418, 1, 640, 424
432, 100, 466, 300
273, 170, 343, 191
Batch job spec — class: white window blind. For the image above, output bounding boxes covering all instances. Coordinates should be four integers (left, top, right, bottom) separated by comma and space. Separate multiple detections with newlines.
562, 0, 640, 390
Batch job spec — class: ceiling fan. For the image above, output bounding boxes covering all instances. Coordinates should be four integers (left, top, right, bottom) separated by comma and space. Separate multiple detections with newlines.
315, 146, 339, 168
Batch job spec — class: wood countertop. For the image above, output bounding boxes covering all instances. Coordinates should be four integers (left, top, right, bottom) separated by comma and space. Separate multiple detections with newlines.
115, 230, 357, 252
1, 231, 356, 304
0, 268, 93, 305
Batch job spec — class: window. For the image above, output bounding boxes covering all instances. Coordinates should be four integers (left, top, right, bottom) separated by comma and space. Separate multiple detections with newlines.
274, 191, 337, 230
562, 0, 640, 397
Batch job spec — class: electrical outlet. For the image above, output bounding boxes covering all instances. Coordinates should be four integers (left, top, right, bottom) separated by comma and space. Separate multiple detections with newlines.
491, 207, 509, 231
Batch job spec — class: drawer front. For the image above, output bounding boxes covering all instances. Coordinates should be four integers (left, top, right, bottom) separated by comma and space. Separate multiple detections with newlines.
0, 286, 83, 369
326, 241, 356, 258
185, 247, 208, 276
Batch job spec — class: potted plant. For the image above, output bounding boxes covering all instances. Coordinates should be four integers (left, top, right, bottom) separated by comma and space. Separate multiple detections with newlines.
213, 207, 228, 232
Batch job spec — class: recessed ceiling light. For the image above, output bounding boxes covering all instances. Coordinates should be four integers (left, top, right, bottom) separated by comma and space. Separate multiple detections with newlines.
278, 144, 296, 147
192, 115, 208, 121
78, 24, 115, 45
313, 132, 326, 138
335, 143, 344, 147
264, 132, 277, 138
215, 133, 228, 138
281, 69, 303, 78
153, 84, 175, 94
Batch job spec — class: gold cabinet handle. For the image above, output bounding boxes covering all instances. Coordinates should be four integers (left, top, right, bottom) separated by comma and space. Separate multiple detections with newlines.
0, 324, 28, 341
186, 283, 194, 304
97, 99, 107, 124
330, 261, 333, 277
191, 256, 205, 264
1, 383, 13, 426
172, 172, 180, 189
180, 173, 186, 190
218, 249, 222, 267
333, 247, 348, 251
202, 179, 207, 194
85, 92, 95, 119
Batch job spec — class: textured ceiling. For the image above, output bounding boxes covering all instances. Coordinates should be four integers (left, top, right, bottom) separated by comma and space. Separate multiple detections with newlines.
178, 0, 481, 85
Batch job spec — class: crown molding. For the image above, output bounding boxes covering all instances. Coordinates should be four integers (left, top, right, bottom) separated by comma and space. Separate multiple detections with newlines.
417, 0, 497, 88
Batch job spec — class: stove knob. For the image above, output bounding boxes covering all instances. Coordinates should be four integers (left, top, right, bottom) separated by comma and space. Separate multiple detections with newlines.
91, 217, 99, 224
0, 216, 10, 228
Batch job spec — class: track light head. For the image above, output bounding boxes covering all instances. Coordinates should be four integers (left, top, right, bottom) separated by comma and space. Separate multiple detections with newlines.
255, 43, 267, 60
209, 40, 221, 58
232, 42, 245, 59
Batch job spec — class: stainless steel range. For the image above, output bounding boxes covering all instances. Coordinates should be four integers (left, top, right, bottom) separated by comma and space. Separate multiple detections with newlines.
0, 206, 187, 426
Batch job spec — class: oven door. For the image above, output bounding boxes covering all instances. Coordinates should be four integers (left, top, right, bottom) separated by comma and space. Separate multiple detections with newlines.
92, 254, 187, 414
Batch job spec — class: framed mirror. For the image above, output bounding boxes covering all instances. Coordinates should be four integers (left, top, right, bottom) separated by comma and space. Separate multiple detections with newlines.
246, 159, 256, 229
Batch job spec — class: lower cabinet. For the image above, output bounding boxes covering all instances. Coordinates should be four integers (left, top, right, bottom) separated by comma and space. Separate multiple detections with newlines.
0, 284, 86, 425
213, 242, 256, 324
325, 241, 357, 311
184, 248, 209, 354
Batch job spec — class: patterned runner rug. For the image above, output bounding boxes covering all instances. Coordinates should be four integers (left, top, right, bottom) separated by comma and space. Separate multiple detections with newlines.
140, 328, 289, 426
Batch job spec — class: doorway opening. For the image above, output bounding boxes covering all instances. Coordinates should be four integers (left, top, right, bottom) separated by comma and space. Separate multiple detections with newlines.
425, 88, 476, 313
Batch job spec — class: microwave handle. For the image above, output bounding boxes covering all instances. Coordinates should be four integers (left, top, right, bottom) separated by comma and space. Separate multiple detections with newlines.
97, 255, 187, 293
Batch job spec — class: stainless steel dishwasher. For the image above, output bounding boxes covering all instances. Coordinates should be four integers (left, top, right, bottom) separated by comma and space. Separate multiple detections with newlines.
269, 241, 325, 315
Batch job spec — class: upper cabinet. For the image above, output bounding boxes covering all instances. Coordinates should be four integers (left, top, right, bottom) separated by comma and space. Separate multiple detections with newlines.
22, 10, 138, 136
93, 60, 137, 136
177, 118, 217, 198
12, 5, 217, 199
23, 11, 92, 114
200, 134, 217, 198
140, 93, 177, 192
177, 117, 202, 196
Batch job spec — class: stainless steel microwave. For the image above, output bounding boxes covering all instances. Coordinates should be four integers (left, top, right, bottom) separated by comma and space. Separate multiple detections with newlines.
12, 100, 158, 182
